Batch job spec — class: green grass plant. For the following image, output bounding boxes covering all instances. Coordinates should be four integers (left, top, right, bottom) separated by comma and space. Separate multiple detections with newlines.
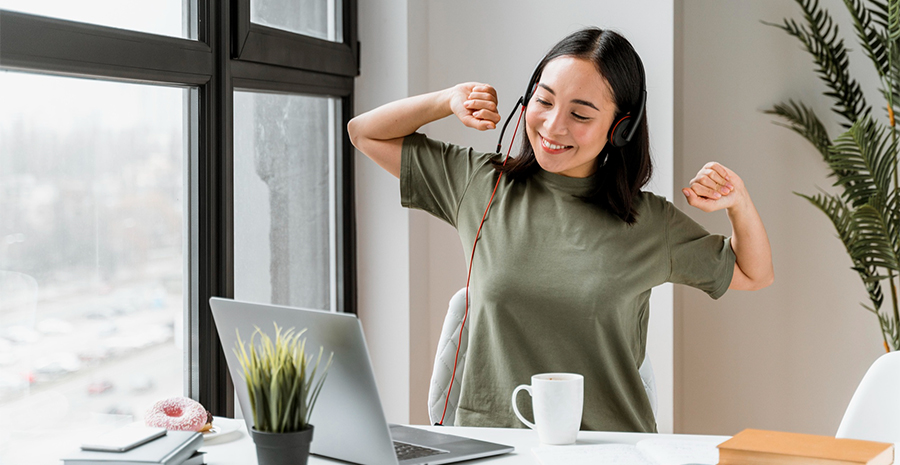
234, 324, 333, 433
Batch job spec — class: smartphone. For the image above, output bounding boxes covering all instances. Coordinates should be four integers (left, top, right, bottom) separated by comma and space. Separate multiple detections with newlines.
81, 425, 167, 452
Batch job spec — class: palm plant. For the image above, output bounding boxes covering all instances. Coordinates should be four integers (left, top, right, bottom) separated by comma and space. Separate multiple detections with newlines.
765, 0, 900, 351
234, 324, 333, 433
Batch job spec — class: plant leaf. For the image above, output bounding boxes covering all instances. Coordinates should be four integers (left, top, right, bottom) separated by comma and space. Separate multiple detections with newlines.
765, 0, 872, 126
234, 323, 333, 432
765, 100, 833, 165
827, 116, 897, 208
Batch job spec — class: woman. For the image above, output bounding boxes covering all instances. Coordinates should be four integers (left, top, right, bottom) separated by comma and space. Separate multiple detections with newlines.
348, 27, 773, 432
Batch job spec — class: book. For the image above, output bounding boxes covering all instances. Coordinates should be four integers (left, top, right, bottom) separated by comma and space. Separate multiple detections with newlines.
61, 430, 203, 465
178, 451, 205, 465
718, 429, 894, 465
532, 437, 723, 465
81, 425, 168, 452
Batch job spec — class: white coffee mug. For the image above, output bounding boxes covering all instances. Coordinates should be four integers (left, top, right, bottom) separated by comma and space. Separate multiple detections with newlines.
511, 373, 583, 445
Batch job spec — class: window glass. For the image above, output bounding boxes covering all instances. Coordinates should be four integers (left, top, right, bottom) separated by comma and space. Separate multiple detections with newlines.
0, 71, 186, 464
251, 0, 342, 42
0, 0, 188, 39
233, 91, 338, 311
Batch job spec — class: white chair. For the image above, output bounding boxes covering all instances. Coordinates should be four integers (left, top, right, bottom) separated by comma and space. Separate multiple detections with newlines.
428, 287, 658, 426
836, 351, 900, 444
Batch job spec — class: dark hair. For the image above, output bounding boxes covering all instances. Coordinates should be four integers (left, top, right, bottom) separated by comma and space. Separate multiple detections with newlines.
494, 27, 652, 225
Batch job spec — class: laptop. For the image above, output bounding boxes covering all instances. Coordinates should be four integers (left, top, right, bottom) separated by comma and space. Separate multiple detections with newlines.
209, 297, 514, 465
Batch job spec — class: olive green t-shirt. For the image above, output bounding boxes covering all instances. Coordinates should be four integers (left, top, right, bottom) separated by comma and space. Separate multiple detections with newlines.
400, 132, 736, 433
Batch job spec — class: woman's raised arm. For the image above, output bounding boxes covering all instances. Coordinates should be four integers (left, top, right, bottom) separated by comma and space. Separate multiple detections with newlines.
682, 162, 774, 291
347, 83, 500, 178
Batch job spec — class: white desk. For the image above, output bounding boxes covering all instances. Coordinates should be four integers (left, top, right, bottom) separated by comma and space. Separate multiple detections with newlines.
202, 418, 729, 464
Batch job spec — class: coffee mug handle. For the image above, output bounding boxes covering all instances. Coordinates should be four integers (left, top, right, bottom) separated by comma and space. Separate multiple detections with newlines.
511, 384, 536, 429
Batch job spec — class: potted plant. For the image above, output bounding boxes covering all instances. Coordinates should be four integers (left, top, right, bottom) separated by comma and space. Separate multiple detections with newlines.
766, 0, 900, 352
234, 324, 333, 465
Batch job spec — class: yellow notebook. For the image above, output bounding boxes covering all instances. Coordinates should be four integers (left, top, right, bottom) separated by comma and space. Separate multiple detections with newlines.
717, 429, 894, 465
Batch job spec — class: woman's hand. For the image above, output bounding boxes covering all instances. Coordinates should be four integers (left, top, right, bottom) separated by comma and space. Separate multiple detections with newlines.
448, 82, 501, 131
682, 162, 746, 213
683, 162, 774, 291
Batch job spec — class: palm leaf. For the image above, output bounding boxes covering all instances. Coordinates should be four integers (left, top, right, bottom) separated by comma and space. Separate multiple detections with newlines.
765, 100, 833, 164
827, 116, 896, 207
887, 0, 900, 40
777, 0, 900, 351
871, 0, 900, 120
844, 0, 891, 77
765, 0, 872, 126
798, 192, 886, 308
848, 203, 900, 271
870, 0, 891, 28
885, 189, 900, 249
864, 302, 900, 350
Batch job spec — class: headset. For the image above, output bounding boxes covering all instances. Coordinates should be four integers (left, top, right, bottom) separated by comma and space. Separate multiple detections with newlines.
436, 56, 648, 427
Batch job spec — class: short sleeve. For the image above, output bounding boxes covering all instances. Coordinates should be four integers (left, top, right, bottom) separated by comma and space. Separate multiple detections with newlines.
665, 202, 736, 299
400, 132, 494, 227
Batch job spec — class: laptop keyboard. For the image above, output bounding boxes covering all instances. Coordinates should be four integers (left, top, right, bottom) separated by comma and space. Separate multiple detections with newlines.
393, 441, 449, 461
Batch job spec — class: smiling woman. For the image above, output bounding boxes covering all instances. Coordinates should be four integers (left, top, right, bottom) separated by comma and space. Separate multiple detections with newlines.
526, 57, 617, 178
497, 29, 651, 225
348, 26, 773, 433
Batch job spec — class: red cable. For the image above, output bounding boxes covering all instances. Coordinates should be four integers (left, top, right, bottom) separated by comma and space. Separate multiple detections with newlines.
438, 107, 525, 426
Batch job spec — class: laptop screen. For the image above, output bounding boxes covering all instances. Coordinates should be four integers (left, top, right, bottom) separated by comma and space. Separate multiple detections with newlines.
209, 297, 399, 465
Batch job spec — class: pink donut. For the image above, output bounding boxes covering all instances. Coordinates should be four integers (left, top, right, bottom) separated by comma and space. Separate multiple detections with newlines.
145, 396, 209, 431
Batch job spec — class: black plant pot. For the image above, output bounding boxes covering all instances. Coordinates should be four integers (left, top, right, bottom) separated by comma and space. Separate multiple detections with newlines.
250, 425, 314, 465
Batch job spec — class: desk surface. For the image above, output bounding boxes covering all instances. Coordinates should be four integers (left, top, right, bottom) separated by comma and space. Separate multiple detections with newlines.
201, 418, 729, 464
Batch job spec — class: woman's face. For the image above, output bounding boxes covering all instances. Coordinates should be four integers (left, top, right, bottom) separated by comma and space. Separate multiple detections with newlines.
525, 56, 618, 178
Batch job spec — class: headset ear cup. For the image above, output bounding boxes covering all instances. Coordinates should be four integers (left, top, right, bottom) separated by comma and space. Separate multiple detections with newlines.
523, 64, 541, 107
608, 116, 632, 148
523, 81, 537, 107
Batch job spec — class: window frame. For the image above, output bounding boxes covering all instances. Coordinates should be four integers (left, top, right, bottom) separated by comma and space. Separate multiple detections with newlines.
233, 0, 358, 76
0, 0, 358, 418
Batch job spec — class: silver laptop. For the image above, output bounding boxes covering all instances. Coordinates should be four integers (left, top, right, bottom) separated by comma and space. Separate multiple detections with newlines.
209, 297, 514, 465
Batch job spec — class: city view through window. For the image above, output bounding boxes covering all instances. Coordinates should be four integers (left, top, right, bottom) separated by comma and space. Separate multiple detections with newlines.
0, 2, 352, 462
0, 71, 186, 464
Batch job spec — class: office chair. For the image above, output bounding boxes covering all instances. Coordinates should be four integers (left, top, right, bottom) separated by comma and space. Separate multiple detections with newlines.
836, 350, 900, 444
428, 287, 658, 425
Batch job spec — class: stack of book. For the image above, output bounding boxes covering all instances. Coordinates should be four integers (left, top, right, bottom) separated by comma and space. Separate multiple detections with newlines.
718, 429, 894, 465
61, 428, 204, 465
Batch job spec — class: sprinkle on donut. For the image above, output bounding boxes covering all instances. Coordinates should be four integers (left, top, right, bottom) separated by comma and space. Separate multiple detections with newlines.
145, 396, 209, 432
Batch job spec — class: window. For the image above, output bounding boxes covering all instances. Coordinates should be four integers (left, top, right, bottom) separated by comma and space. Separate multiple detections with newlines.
0, 73, 187, 464
251, 0, 342, 41
0, 0, 188, 38
233, 0, 357, 75
0, 1, 357, 463
233, 91, 342, 310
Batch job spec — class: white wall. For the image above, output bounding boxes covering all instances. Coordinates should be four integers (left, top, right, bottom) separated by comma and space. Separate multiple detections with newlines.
354, 0, 413, 424
356, 0, 677, 431
356, 0, 890, 438
675, 0, 886, 435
